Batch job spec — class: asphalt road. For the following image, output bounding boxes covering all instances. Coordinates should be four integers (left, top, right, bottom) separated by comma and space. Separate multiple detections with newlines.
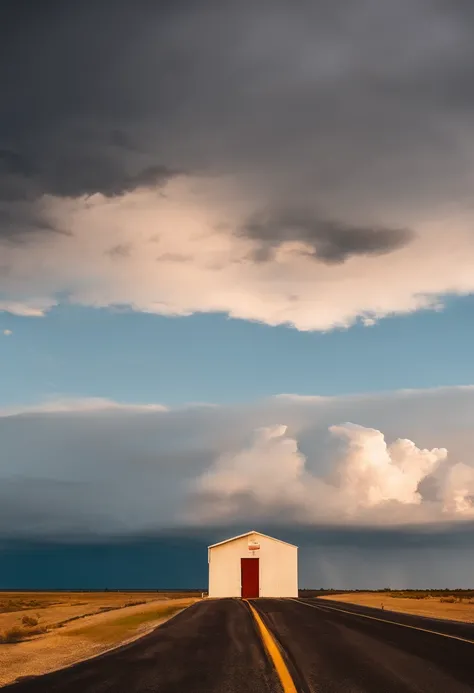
3, 599, 282, 693
255, 598, 474, 692
4, 597, 474, 692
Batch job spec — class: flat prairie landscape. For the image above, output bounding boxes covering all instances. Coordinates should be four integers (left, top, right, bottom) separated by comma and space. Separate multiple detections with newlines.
0, 591, 199, 687
321, 590, 474, 623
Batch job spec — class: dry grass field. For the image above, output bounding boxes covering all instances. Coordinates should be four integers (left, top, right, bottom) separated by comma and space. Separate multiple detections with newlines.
0, 592, 199, 687
321, 591, 474, 623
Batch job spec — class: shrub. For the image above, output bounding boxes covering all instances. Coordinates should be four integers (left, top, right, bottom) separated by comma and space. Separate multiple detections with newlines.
0, 627, 24, 643
0, 625, 47, 644
22, 616, 38, 627
26, 626, 47, 636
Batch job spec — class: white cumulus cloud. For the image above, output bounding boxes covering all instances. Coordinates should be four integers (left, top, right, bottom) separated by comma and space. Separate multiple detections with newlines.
1, 385, 474, 539
442, 463, 474, 517
192, 421, 469, 525
328, 424, 446, 510
1, 179, 474, 330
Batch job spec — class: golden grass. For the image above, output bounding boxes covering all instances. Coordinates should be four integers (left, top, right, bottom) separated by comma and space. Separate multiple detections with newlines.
0, 591, 198, 635
0, 594, 198, 688
320, 592, 474, 623
68, 603, 192, 644
0, 625, 48, 644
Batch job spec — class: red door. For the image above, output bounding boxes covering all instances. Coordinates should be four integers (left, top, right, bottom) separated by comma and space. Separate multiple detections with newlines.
241, 558, 259, 598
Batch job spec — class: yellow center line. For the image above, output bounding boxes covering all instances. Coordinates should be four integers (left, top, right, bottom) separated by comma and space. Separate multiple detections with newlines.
245, 600, 298, 693
290, 598, 474, 646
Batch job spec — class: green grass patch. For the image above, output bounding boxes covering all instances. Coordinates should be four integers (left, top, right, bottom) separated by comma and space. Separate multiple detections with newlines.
69, 603, 190, 644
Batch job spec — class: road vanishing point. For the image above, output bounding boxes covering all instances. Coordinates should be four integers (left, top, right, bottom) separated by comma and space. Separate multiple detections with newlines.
4, 598, 474, 692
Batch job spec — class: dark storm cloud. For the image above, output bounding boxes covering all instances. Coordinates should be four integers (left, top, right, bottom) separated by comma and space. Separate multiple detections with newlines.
0, 148, 177, 202
282, 522, 474, 550
243, 210, 414, 263
0, 535, 209, 590
0, 0, 184, 208
41, 160, 178, 199
202, 523, 474, 588
2, 0, 474, 248
3, 523, 474, 589
0, 478, 113, 537
0, 149, 36, 178
0, 202, 70, 242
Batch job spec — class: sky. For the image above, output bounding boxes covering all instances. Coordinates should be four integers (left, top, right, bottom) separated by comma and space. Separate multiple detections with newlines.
1, 0, 474, 589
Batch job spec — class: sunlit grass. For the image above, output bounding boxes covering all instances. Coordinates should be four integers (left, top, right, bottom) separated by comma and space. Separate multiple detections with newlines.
321, 591, 474, 622
69, 603, 192, 644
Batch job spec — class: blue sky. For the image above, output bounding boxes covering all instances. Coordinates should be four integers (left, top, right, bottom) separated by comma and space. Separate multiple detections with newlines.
1, 296, 474, 408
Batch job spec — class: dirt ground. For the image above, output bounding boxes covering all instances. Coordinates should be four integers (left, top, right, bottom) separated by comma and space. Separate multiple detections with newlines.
321, 592, 474, 623
0, 593, 198, 688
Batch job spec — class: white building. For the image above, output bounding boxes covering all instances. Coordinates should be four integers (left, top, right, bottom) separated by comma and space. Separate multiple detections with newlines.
208, 530, 298, 598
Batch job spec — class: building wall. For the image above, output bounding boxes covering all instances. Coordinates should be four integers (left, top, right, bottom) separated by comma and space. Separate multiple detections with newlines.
208, 532, 298, 598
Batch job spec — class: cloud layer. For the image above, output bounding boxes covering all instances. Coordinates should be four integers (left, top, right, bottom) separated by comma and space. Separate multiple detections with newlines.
2, 386, 474, 541
192, 422, 472, 525
2, 1, 474, 329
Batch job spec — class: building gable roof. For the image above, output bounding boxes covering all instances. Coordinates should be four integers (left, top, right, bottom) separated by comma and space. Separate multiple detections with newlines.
208, 530, 297, 550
